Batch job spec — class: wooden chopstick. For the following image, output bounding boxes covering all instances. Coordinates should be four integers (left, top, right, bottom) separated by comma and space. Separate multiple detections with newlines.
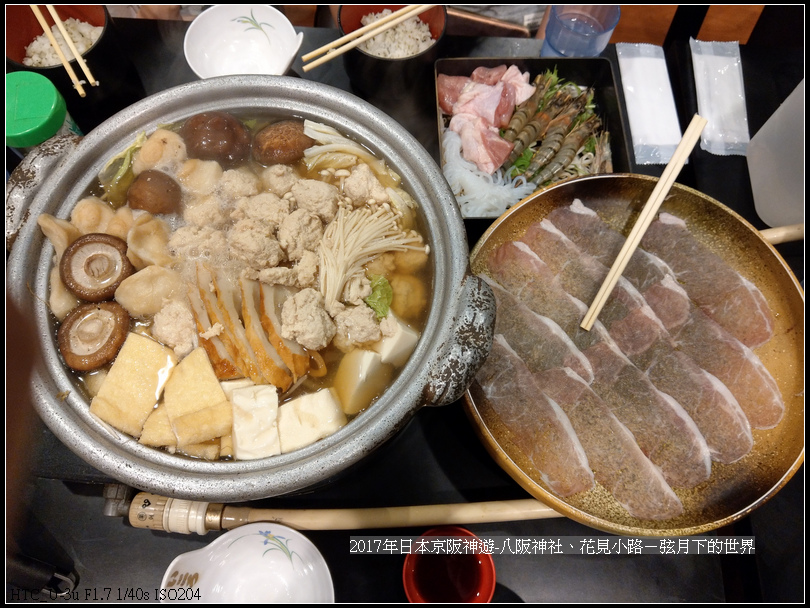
29, 4, 86, 97
46, 4, 98, 86
302, 5, 425, 62
580, 114, 708, 331
302, 5, 436, 72
760, 223, 804, 245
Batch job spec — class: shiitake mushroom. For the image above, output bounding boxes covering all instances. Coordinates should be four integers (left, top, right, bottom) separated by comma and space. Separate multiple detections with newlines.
180, 111, 251, 168
252, 120, 314, 165
60, 233, 135, 302
127, 170, 182, 215
57, 301, 130, 371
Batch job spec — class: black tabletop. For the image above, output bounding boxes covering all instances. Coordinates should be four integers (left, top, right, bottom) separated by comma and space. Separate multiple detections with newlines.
10, 19, 804, 604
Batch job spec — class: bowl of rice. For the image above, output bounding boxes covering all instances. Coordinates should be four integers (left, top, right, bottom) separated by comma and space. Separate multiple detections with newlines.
5, 5, 145, 133
337, 5, 446, 100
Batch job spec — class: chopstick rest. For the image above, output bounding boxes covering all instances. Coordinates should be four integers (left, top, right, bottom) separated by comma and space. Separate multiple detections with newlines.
690, 38, 750, 156
616, 43, 682, 165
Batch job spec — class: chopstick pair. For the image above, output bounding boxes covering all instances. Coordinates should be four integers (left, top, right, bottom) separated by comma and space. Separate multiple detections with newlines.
29, 4, 98, 97
580, 114, 708, 331
301, 5, 436, 72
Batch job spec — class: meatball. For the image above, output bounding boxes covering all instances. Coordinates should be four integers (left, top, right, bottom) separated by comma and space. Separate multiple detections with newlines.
252, 120, 315, 166
389, 274, 427, 320
277, 209, 323, 261
280, 288, 336, 351
180, 111, 251, 168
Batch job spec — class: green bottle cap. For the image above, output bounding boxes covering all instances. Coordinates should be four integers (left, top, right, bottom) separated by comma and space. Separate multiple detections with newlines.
6, 71, 69, 148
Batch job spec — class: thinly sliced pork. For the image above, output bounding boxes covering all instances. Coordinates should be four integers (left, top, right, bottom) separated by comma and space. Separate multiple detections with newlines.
543, 201, 784, 430
676, 307, 785, 429
521, 219, 668, 357
520, 220, 754, 463
476, 335, 594, 498
487, 242, 712, 488
641, 212, 775, 348
546, 200, 691, 332
482, 275, 593, 383
535, 367, 684, 520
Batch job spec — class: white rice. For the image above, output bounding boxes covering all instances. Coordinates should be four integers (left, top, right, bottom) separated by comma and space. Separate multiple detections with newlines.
23, 18, 103, 67
359, 10, 435, 59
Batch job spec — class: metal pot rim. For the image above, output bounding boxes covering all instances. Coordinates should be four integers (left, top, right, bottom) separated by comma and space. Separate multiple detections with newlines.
7, 75, 494, 501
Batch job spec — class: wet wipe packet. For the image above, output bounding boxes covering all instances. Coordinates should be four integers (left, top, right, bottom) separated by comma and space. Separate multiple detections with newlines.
616, 43, 682, 165
689, 38, 750, 156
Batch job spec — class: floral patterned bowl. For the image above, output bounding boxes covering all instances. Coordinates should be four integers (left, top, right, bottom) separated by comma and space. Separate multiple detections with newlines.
183, 5, 304, 78
159, 522, 334, 602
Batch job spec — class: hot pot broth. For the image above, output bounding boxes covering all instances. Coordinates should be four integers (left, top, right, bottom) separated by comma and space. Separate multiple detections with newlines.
39, 111, 432, 461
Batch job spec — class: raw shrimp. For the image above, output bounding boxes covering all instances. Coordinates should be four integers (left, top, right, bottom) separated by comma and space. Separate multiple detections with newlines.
520, 89, 593, 179
502, 71, 557, 143
502, 88, 573, 169
530, 115, 601, 185
593, 132, 613, 173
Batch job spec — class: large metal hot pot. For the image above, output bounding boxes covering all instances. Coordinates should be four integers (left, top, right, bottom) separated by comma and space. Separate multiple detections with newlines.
6, 76, 495, 502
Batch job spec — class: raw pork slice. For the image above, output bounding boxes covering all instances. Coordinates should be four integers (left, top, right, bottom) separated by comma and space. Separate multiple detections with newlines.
535, 367, 684, 520
482, 275, 593, 383
675, 307, 785, 429
520, 219, 669, 357
520, 219, 754, 463
476, 335, 594, 497
543, 201, 784, 430
582, 339, 712, 489
641, 212, 775, 348
487, 242, 712, 488
487, 241, 593, 347
546, 200, 691, 331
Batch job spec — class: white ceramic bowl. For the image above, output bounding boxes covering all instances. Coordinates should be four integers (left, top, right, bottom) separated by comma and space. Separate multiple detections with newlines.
183, 5, 303, 78
160, 523, 334, 602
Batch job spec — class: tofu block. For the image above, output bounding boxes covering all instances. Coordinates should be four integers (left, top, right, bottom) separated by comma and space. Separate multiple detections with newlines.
220, 378, 255, 401
163, 347, 233, 446
333, 349, 393, 415
278, 388, 347, 453
372, 314, 420, 367
90, 333, 177, 438
139, 403, 176, 447
219, 379, 254, 459
231, 384, 281, 459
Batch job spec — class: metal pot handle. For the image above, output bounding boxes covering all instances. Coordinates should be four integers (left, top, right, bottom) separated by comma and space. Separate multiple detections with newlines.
422, 273, 496, 407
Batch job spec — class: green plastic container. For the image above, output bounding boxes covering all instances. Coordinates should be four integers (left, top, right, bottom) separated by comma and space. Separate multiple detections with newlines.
6, 71, 82, 149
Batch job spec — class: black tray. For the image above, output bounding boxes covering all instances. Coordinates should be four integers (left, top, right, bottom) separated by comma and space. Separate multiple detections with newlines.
435, 57, 633, 219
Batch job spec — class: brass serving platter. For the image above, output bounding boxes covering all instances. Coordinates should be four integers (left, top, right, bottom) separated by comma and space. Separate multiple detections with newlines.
465, 173, 804, 536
